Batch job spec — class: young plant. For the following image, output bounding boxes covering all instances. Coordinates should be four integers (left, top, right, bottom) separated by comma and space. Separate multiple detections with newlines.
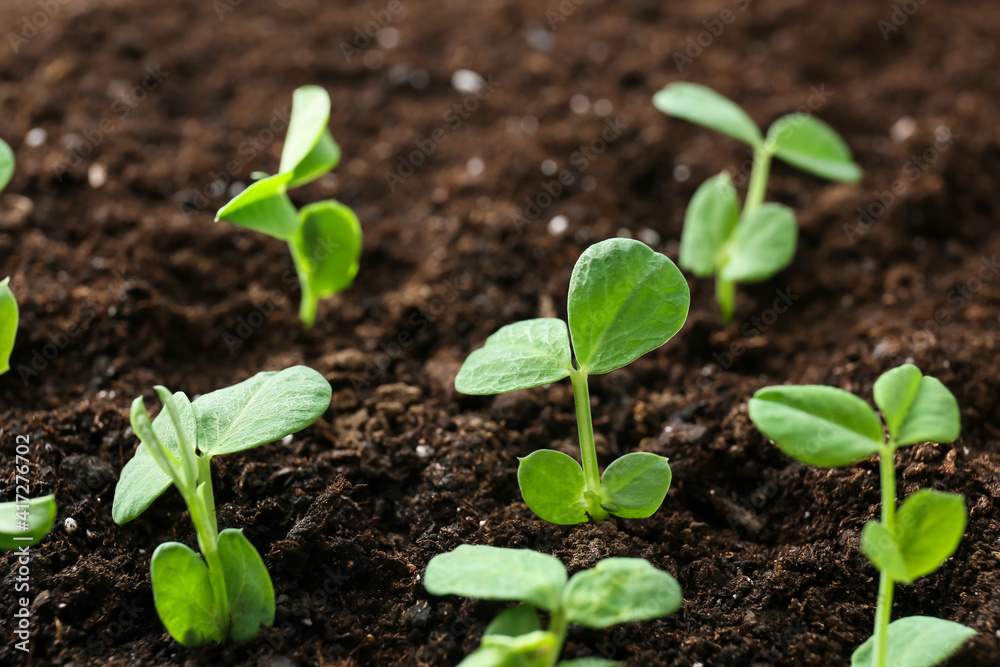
653, 83, 861, 322
1, 277, 17, 375
455, 238, 690, 524
748, 364, 976, 667
216, 86, 362, 328
0, 495, 56, 550
425, 544, 682, 666
113, 366, 332, 646
0, 137, 13, 192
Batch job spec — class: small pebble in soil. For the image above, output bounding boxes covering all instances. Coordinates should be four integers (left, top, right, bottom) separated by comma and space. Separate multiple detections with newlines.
416, 444, 433, 458
593, 98, 613, 116
452, 69, 486, 94
520, 116, 540, 133
548, 215, 568, 235
673, 165, 691, 182
890, 116, 917, 142
25, 128, 47, 147
524, 24, 552, 51
88, 164, 107, 188
466, 158, 484, 176
541, 159, 557, 175
281, 435, 293, 446
64, 518, 78, 533
377, 27, 399, 48
639, 228, 660, 246
570, 94, 590, 113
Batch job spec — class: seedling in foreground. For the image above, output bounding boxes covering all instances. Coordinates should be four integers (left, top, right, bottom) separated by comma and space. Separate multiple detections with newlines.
216, 86, 362, 328
653, 83, 861, 322
748, 364, 975, 667
456, 238, 690, 524
1, 277, 18, 375
113, 366, 331, 646
0, 495, 56, 550
425, 544, 682, 666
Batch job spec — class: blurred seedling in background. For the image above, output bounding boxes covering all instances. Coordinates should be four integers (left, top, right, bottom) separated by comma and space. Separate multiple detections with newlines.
0, 137, 12, 192
653, 83, 861, 322
216, 86, 362, 328
0, 495, 56, 550
455, 238, 690, 524
748, 364, 975, 667
1, 277, 17, 376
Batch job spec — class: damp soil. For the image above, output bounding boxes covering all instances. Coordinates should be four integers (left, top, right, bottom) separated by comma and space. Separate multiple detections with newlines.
1, 0, 999, 665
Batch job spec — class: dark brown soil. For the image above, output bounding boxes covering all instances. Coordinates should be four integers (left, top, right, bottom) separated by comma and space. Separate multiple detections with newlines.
1, 0, 999, 665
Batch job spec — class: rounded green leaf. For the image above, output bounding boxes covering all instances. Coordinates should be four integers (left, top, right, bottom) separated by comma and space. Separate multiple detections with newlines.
279, 86, 336, 187
456, 319, 573, 395
567, 239, 690, 375
851, 616, 976, 667
294, 200, 362, 297
0, 277, 18, 376
219, 528, 275, 642
718, 203, 797, 283
749, 385, 884, 467
215, 172, 298, 241
653, 82, 763, 148
766, 114, 861, 183
0, 495, 57, 550
873, 365, 960, 447
484, 603, 541, 638
287, 129, 341, 189
861, 520, 911, 583
425, 545, 568, 612
600, 452, 671, 519
150, 541, 224, 647
517, 450, 589, 525
0, 138, 13, 192
678, 172, 740, 278
894, 489, 966, 581
563, 558, 682, 628
476, 630, 559, 667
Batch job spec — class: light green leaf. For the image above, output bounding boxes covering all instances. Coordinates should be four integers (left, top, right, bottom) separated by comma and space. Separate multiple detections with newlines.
563, 558, 682, 628
215, 172, 299, 241
0, 277, 18, 376
425, 545, 568, 612
873, 365, 960, 447
0, 495, 57, 550
0, 138, 13, 192
749, 385, 884, 467
568, 239, 689, 375
894, 489, 966, 581
851, 616, 976, 667
455, 319, 572, 395
719, 203, 797, 283
471, 631, 559, 667
288, 129, 341, 189
219, 528, 275, 642
678, 172, 740, 277
193, 366, 331, 456
600, 452, 671, 519
280, 86, 338, 187
861, 520, 910, 582
517, 449, 589, 525
294, 200, 362, 297
653, 82, 763, 148
767, 114, 861, 183
485, 603, 541, 638
150, 541, 224, 647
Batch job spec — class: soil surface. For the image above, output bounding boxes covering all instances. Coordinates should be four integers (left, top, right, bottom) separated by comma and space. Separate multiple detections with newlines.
1, 0, 999, 665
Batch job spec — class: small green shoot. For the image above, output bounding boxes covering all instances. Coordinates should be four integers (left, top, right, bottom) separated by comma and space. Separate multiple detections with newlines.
0, 495, 57, 550
0, 277, 17, 375
748, 364, 975, 667
653, 83, 861, 322
0, 137, 13, 192
216, 86, 362, 328
425, 544, 682, 666
113, 366, 332, 646
455, 238, 690, 524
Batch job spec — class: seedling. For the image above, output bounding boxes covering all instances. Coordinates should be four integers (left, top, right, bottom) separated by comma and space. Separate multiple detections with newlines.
653, 83, 861, 322
455, 238, 689, 524
0, 137, 13, 192
425, 544, 682, 666
113, 366, 332, 646
0, 495, 56, 550
1, 277, 17, 375
216, 86, 362, 328
748, 364, 975, 667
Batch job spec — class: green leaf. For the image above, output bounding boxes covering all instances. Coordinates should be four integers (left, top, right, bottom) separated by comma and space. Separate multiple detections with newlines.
294, 200, 363, 297
455, 319, 572, 395
563, 558, 682, 628
850, 616, 976, 667
215, 172, 299, 241
718, 203, 797, 283
558, 660, 621, 666
767, 114, 861, 183
861, 520, 911, 582
0, 277, 18, 376
517, 450, 589, 525
749, 385, 884, 467
218, 528, 275, 642
873, 365, 960, 447
424, 545, 568, 611
678, 172, 740, 277
113, 391, 196, 524
287, 129, 341, 189
470, 631, 559, 667
150, 541, 224, 647
894, 489, 966, 581
652, 82, 763, 148
280, 86, 337, 187
568, 239, 689, 375
0, 138, 13, 192
192, 366, 331, 457
0, 495, 57, 550
485, 603, 542, 638
599, 452, 671, 519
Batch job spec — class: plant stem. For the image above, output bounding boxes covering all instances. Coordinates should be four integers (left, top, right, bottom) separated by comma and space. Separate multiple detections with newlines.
744, 146, 773, 216
716, 277, 735, 324
288, 239, 317, 328
872, 442, 898, 667
569, 368, 610, 522
546, 609, 570, 667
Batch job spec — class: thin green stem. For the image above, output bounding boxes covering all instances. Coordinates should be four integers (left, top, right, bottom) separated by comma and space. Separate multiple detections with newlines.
569, 368, 610, 522
716, 276, 735, 324
288, 238, 317, 328
744, 146, 773, 216
546, 608, 570, 667
872, 442, 898, 667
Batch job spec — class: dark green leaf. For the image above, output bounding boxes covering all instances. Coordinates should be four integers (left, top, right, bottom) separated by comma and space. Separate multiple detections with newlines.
850, 616, 976, 667
678, 172, 740, 277
295, 200, 362, 297
219, 528, 275, 642
456, 319, 573, 395
563, 558, 682, 628
0, 495, 57, 550
600, 452, 671, 519
767, 114, 861, 183
894, 489, 966, 581
150, 541, 223, 647
719, 203, 797, 283
517, 449, 589, 525
653, 83, 763, 148
873, 365, 960, 447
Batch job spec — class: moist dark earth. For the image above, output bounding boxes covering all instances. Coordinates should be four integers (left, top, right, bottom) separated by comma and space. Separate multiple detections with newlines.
1, 0, 1000, 665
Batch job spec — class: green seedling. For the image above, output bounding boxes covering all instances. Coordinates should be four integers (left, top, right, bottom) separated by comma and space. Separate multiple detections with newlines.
653, 83, 861, 322
748, 364, 975, 667
216, 86, 362, 328
0, 137, 13, 192
455, 238, 689, 524
1, 277, 17, 375
113, 366, 332, 647
425, 544, 682, 666
0, 495, 56, 550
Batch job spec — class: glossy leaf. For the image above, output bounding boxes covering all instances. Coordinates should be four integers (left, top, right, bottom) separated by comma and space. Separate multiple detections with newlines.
873, 365, 960, 447
767, 114, 861, 183
295, 200, 363, 297
568, 239, 689, 375
850, 616, 976, 667
0, 138, 13, 192
653, 82, 763, 148
424, 545, 568, 611
280, 86, 337, 187
563, 558, 682, 628
0, 495, 57, 550
0, 277, 18, 376
456, 319, 572, 395
485, 603, 541, 638
749, 385, 884, 467
215, 172, 298, 241
600, 452, 671, 519
678, 172, 740, 278
150, 541, 224, 647
219, 528, 275, 642
719, 203, 797, 283
517, 449, 589, 525
894, 489, 966, 580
